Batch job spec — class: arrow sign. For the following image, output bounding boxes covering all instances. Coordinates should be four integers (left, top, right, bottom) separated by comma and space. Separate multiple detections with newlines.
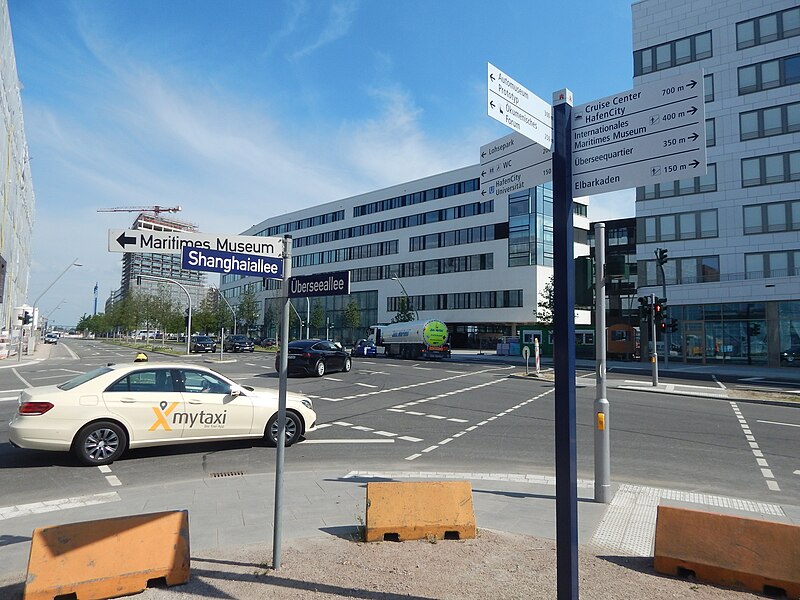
487, 63, 552, 150
480, 131, 552, 195
116, 232, 136, 249
571, 69, 706, 196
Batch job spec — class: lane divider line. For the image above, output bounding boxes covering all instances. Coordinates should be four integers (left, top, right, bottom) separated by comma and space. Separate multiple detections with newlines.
730, 401, 780, 492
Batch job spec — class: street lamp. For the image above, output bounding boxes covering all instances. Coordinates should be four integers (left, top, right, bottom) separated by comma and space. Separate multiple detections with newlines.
391, 274, 418, 320
29, 259, 82, 355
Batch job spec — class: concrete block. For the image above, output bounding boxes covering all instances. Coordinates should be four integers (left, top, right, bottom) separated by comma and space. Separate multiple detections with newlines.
365, 481, 476, 543
654, 504, 800, 598
24, 510, 190, 600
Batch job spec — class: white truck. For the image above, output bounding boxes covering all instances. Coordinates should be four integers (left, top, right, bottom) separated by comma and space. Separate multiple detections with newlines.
369, 319, 451, 360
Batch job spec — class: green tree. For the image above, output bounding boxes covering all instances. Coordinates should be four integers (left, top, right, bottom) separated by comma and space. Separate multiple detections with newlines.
535, 275, 555, 324
236, 287, 260, 335
310, 301, 326, 337
391, 296, 415, 323
343, 299, 361, 344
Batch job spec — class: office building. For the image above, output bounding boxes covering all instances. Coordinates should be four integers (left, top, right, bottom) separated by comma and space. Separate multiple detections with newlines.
633, 0, 800, 367
220, 165, 591, 347
0, 0, 34, 337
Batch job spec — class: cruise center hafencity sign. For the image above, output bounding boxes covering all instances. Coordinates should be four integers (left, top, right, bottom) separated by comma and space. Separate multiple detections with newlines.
181, 246, 283, 278
571, 69, 707, 195
288, 270, 351, 298
108, 228, 283, 257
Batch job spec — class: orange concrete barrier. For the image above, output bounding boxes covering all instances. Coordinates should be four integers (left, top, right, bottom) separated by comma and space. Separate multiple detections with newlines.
365, 480, 476, 543
24, 510, 190, 600
654, 505, 800, 598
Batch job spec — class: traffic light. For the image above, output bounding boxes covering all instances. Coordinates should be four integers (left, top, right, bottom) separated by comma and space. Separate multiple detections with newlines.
653, 297, 667, 323
21, 310, 32, 325
637, 296, 649, 322
574, 256, 594, 307
655, 248, 669, 266
184, 308, 190, 327
667, 318, 679, 333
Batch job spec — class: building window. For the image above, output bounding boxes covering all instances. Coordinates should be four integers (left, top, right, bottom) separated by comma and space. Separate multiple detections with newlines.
741, 151, 800, 187
636, 164, 717, 200
745, 250, 800, 279
507, 186, 553, 268
705, 118, 715, 146
737, 7, 800, 50
353, 177, 480, 217
704, 74, 714, 102
388, 289, 523, 312
638, 209, 717, 243
739, 101, 800, 141
634, 31, 712, 76
738, 53, 800, 95
743, 200, 800, 234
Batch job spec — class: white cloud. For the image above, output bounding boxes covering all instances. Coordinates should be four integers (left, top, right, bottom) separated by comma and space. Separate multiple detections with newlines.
291, 0, 358, 59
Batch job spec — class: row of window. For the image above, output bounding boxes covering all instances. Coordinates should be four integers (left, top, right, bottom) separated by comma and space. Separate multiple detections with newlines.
636, 164, 717, 200
740, 100, 800, 140
737, 6, 800, 50
352, 253, 493, 283
738, 53, 800, 95
640, 256, 720, 286
745, 250, 800, 279
638, 209, 718, 243
744, 200, 800, 234
409, 224, 502, 252
353, 178, 480, 217
292, 240, 398, 268
388, 289, 523, 312
255, 209, 344, 238
742, 151, 800, 187
634, 30, 712, 76
293, 200, 494, 249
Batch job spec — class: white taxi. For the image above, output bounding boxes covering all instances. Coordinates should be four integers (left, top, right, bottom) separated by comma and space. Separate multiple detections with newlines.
7, 363, 317, 466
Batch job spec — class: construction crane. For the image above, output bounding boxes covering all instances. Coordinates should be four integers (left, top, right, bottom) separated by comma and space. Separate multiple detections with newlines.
97, 205, 182, 216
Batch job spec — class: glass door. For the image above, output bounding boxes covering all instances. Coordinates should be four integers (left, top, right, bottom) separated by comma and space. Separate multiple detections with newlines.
683, 321, 704, 363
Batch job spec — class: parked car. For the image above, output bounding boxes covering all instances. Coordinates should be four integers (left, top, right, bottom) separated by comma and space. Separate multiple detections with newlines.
224, 334, 255, 353
780, 345, 800, 365
275, 339, 352, 377
190, 335, 217, 353
352, 339, 377, 357
260, 338, 276, 347
7, 363, 317, 465
44, 332, 59, 345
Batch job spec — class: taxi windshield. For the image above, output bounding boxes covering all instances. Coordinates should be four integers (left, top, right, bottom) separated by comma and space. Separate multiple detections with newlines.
58, 367, 113, 391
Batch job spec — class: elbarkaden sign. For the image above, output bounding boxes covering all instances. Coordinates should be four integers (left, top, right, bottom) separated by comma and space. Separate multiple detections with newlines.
288, 271, 350, 298
181, 246, 283, 278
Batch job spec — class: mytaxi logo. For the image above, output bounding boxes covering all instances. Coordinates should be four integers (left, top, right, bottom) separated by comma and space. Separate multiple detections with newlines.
150, 401, 179, 431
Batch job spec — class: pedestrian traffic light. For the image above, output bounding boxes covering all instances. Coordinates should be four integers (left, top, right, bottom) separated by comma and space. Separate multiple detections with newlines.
637, 296, 649, 322
659, 321, 667, 333
654, 297, 667, 323
184, 308, 190, 327
21, 310, 31, 325
655, 248, 669, 266
574, 256, 593, 307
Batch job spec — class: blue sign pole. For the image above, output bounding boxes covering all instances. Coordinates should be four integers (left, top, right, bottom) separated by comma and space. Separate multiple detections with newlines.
552, 88, 578, 599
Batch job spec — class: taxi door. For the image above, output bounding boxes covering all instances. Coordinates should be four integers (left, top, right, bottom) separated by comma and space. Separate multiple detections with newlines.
177, 369, 254, 439
102, 368, 185, 443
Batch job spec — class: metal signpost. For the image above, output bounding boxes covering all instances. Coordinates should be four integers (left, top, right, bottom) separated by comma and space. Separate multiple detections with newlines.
594, 223, 611, 504
484, 62, 705, 599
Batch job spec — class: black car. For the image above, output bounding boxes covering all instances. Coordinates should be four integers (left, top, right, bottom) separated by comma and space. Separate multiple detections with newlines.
275, 339, 351, 377
190, 335, 217, 353
780, 345, 800, 365
224, 334, 255, 353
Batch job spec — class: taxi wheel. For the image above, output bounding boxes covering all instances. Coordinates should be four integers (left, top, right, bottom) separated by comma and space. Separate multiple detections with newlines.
265, 412, 302, 447
73, 421, 127, 466
342, 357, 352, 373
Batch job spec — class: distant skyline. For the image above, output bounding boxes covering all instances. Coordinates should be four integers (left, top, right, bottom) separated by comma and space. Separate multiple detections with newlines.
9, 0, 635, 325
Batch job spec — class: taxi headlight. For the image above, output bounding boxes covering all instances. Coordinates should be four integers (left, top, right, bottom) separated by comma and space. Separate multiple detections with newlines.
300, 398, 313, 410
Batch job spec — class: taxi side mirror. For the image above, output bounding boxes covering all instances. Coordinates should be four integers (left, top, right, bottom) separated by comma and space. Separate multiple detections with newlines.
229, 384, 243, 398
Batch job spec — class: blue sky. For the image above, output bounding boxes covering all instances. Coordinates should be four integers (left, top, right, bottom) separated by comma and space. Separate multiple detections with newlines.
9, 0, 635, 325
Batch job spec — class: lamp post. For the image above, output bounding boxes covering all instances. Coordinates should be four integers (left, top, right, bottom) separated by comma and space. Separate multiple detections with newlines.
391, 274, 418, 320
29, 259, 82, 355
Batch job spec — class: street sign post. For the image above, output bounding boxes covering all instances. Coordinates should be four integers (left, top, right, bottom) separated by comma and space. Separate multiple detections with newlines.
487, 63, 552, 150
108, 229, 283, 258
480, 131, 552, 197
571, 69, 706, 195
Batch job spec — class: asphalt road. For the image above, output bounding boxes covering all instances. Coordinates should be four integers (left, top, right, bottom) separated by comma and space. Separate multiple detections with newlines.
1, 339, 798, 511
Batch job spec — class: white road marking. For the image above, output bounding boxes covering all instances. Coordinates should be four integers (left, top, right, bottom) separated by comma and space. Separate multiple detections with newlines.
333, 421, 353, 427
98, 465, 112, 473
303, 439, 394, 444
106, 476, 122, 487
794, 470, 800, 476
373, 431, 397, 437
730, 401, 780, 492
326, 377, 343, 381
0, 397, 20, 403
756, 419, 800, 428
712, 375, 726, 389
355, 382, 378, 388
61, 343, 80, 359
405, 453, 422, 461
351, 425, 374, 432
11, 369, 31, 388
0, 492, 120, 520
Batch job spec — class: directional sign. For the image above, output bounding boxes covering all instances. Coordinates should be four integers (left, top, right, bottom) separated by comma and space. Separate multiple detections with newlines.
288, 270, 350, 298
108, 229, 283, 257
479, 131, 552, 197
487, 63, 552, 150
181, 246, 283, 278
571, 69, 706, 196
